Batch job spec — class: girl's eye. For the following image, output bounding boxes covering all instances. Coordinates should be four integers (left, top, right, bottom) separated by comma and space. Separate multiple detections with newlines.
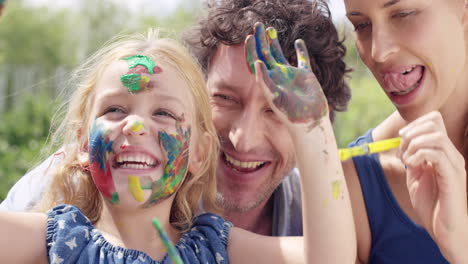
154, 109, 177, 120
104, 106, 125, 114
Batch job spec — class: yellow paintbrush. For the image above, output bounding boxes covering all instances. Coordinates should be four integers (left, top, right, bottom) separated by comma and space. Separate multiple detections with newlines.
338, 137, 401, 161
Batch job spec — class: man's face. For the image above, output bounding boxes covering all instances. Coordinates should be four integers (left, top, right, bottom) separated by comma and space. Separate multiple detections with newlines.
207, 44, 296, 212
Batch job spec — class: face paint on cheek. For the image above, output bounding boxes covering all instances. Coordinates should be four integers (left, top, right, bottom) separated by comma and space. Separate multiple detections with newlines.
88, 120, 118, 203
143, 117, 191, 207
120, 55, 163, 94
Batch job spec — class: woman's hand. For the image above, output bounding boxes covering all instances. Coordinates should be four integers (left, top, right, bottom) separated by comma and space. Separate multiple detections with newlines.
399, 111, 468, 263
244, 22, 328, 132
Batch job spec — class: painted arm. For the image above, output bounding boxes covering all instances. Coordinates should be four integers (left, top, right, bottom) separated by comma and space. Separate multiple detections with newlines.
228, 22, 356, 263
0, 211, 48, 263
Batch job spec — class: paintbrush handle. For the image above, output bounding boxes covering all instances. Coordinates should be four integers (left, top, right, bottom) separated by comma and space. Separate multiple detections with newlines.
339, 137, 401, 161
152, 218, 184, 264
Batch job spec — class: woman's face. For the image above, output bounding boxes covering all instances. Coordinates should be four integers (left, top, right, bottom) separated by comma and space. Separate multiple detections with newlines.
345, 0, 468, 121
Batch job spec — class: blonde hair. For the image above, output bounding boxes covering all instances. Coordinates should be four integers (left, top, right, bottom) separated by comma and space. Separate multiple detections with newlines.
36, 29, 220, 230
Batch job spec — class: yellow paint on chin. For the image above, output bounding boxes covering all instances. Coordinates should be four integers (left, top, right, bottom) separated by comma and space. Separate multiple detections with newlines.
128, 175, 145, 202
130, 121, 144, 132
331, 180, 341, 200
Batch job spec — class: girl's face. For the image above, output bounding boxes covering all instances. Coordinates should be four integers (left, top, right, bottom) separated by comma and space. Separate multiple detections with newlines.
87, 56, 194, 208
345, 0, 468, 121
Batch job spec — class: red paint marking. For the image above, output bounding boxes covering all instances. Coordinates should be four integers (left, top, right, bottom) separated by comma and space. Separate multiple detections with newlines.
153, 66, 163, 74
120, 145, 127, 149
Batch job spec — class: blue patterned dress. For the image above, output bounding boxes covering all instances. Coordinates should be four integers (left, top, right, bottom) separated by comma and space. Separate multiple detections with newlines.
46, 205, 232, 264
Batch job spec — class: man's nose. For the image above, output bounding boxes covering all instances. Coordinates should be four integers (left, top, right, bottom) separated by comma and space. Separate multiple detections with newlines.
123, 117, 148, 137
228, 110, 263, 153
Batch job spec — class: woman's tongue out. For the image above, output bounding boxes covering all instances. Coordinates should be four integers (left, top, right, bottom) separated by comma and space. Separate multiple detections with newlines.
382, 66, 424, 96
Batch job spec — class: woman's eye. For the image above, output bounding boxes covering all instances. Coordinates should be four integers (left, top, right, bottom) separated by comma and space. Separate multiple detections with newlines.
354, 21, 371, 32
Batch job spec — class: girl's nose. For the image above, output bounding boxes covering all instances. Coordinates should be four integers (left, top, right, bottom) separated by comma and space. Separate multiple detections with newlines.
123, 119, 148, 137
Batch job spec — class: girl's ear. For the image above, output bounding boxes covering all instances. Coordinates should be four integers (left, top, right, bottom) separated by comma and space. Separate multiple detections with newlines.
77, 128, 90, 167
188, 131, 211, 175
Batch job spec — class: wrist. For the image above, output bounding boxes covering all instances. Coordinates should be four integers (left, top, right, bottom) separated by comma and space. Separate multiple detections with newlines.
444, 217, 468, 264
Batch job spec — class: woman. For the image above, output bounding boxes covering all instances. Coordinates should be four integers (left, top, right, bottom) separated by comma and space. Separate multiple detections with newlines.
342, 0, 468, 263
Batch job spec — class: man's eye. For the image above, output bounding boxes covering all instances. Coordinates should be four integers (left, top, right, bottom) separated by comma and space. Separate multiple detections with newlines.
214, 94, 233, 101
213, 94, 240, 105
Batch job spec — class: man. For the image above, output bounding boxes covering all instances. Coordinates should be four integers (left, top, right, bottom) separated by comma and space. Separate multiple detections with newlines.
1, 0, 351, 237
0, 0, 5, 16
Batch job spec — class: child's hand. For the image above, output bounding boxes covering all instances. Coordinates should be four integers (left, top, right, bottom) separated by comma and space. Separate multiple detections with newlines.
245, 22, 328, 131
399, 111, 468, 263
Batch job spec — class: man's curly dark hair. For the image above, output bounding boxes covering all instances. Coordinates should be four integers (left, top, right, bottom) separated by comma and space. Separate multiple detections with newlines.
183, 0, 352, 120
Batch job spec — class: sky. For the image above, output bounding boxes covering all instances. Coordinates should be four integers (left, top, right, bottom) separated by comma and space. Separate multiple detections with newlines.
23, 0, 348, 21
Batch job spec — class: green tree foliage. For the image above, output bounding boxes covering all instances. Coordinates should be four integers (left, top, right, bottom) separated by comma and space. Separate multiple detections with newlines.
333, 39, 395, 147
0, 94, 57, 200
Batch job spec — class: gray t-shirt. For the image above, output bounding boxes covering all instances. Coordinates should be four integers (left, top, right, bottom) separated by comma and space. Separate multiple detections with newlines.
271, 168, 303, 236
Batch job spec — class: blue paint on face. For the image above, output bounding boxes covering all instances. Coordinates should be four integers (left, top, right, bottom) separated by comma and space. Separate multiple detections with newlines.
89, 120, 113, 170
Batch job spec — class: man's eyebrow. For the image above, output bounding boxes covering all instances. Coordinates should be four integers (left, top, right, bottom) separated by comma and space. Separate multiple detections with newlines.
347, 0, 402, 16
212, 80, 242, 92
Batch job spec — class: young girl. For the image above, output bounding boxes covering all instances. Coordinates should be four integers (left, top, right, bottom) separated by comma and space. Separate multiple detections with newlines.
0, 29, 355, 263
343, 0, 468, 263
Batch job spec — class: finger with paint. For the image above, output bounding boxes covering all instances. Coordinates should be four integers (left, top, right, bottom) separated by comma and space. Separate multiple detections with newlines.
265, 27, 289, 66
245, 22, 328, 130
152, 218, 184, 264
253, 22, 277, 70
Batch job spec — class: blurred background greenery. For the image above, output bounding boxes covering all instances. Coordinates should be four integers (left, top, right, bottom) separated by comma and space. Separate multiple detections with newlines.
0, 0, 394, 201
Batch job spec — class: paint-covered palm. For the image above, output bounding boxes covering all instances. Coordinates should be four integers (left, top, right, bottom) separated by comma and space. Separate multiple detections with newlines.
245, 23, 328, 130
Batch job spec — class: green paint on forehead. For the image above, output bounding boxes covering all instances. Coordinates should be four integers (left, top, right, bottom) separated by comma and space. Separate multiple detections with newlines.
121, 55, 156, 74
121, 73, 143, 93
120, 55, 162, 94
